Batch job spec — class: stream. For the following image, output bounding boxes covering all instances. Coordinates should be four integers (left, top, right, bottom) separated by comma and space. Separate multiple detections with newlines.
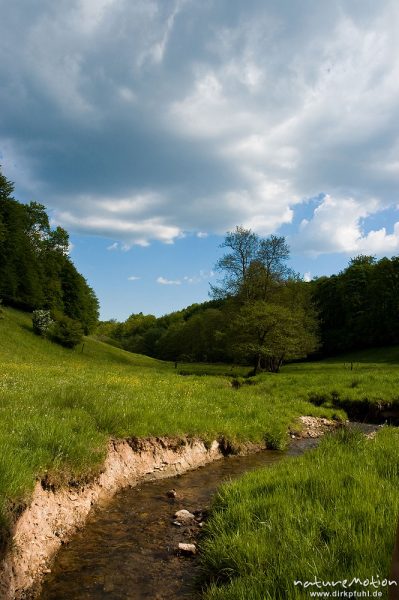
39, 438, 319, 600
40, 425, 379, 600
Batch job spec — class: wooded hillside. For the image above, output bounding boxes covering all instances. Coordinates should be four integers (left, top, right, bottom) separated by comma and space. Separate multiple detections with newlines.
0, 168, 99, 334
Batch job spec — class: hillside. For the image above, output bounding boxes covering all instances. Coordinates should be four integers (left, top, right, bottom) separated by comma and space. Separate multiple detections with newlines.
0, 308, 336, 525
2, 307, 399, 598
1, 307, 399, 538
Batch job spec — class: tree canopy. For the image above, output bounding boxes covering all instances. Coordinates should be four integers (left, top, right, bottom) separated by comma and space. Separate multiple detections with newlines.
211, 226, 293, 302
312, 255, 399, 354
0, 167, 99, 333
99, 227, 318, 372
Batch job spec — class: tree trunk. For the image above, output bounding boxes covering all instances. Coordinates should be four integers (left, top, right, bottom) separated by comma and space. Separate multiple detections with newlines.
253, 353, 262, 375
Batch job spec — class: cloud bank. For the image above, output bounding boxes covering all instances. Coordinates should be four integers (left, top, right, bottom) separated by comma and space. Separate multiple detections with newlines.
1, 0, 399, 253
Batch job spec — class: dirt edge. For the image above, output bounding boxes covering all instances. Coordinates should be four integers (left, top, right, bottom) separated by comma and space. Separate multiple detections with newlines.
0, 436, 228, 599
0, 418, 337, 599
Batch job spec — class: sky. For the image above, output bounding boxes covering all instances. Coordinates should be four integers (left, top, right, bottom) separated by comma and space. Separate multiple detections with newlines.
1, 0, 399, 320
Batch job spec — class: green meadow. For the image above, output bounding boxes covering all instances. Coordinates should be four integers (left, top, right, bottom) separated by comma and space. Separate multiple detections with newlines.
201, 426, 399, 599
0, 308, 339, 527
1, 306, 399, 597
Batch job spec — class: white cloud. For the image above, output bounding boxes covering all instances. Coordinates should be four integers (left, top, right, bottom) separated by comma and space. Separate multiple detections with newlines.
56, 208, 182, 247
197, 231, 208, 238
183, 275, 201, 284
183, 269, 215, 284
127, 275, 140, 281
1, 1, 399, 251
77, 0, 118, 34
107, 242, 119, 250
156, 276, 181, 285
293, 195, 399, 256
138, 0, 185, 67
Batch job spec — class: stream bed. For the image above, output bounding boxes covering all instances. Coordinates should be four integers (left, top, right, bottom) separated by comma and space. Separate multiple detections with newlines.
39, 440, 319, 600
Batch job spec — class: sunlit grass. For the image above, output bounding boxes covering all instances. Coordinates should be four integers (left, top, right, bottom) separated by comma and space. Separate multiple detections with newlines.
201, 427, 399, 599
0, 306, 398, 554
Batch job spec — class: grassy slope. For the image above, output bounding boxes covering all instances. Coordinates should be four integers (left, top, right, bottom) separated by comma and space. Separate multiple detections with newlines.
1, 306, 399, 588
201, 427, 399, 599
0, 308, 339, 522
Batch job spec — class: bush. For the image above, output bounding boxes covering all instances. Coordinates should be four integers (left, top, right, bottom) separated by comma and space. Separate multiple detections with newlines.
32, 309, 53, 335
49, 316, 84, 348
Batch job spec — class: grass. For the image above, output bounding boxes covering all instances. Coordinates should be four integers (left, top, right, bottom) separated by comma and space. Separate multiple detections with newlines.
1, 306, 399, 586
200, 427, 399, 599
285, 351, 399, 419
0, 308, 341, 529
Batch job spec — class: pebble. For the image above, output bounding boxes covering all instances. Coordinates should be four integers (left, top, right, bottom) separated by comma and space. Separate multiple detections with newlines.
177, 543, 196, 555
174, 509, 195, 524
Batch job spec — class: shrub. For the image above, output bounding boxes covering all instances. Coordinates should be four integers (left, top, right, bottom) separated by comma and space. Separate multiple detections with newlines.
49, 316, 84, 348
32, 309, 53, 335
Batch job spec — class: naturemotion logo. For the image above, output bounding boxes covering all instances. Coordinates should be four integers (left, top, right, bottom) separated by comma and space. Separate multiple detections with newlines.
293, 575, 397, 598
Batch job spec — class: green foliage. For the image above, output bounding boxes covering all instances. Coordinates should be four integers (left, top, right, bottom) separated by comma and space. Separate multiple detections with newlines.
49, 315, 84, 348
3, 306, 399, 576
0, 166, 99, 334
232, 300, 318, 372
0, 306, 350, 540
98, 229, 315, 371
208, 227, 318, 371
60, 258, 99, 334
32, 309, 53, 335
96, 300, 230, 363
313, 255, 399, 355
211, 226, 292, 301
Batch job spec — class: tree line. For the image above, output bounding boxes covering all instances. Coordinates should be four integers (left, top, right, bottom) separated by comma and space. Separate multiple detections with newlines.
3, 162, 397, 362
98, 227, 318, 372
0, 168, 99, 337
99, 229, 399, 370
312, 255, 399, 355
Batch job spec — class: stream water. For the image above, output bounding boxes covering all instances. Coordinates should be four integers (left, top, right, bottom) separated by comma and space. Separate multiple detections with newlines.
39, 439, 319, 600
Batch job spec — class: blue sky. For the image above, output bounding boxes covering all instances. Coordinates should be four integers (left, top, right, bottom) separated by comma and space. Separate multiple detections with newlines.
1, 0, 399, 320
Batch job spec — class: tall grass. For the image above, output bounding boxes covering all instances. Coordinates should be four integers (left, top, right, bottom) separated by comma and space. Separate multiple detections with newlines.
201, 427, 399, 599
0, 308, 343, 530
0, 306, 398, 554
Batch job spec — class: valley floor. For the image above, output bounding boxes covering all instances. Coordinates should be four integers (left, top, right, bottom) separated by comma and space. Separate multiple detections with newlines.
1, 307, 399, 598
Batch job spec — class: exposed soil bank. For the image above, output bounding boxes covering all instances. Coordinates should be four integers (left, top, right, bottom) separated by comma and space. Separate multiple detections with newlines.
40, 447, 288, 599
309, 394, 399, 425
340, 401, 399, 424
0, 436, 254, 600
0, 418, 339, 600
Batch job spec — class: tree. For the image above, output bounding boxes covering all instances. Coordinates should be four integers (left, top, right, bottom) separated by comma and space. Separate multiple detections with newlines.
0, 196, 45, 308
209, 227, 316, 372
32, 309, 53, 335
49, 316, 84, 348
211, 226, 259, 299
172, 308, 227, 362
231, 300, 318, 373
312, 254, 399, 355
59, 258, 99, 334
211, 226, 293, 301
0, 168, 14, 200
0, 166, 99, 332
